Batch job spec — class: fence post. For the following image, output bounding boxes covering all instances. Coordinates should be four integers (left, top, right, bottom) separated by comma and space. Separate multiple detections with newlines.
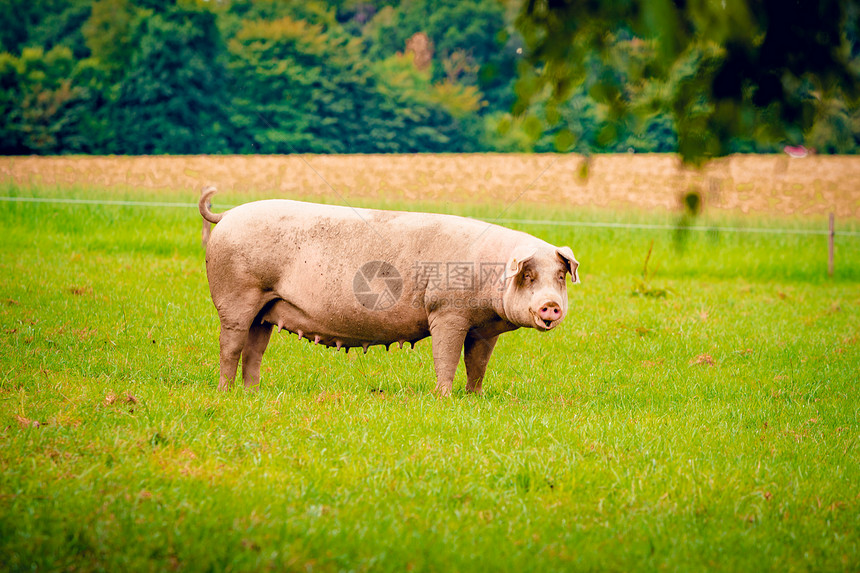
828, 213, 835, 277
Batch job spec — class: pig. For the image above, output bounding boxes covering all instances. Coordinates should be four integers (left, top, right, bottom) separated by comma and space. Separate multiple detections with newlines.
199, 185, 579, 395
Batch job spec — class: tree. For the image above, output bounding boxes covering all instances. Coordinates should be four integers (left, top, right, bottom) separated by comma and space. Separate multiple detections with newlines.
0, 0, 78, 54
0, 46, 93, 154
29, 1, 93, 60
225, 11, 486, 154
516, 0, 860, 162
364, 0, 516, 112
82, 0, 138, 81
2, 0, 855, 156
109, 5, 231, 154
226, 16, 372, 153
370, 53, 485, 152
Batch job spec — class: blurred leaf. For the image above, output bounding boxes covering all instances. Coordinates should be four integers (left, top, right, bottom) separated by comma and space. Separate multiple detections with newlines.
522, 114, 543, 140
553, 128, 575, 152
515, 0, 860, 163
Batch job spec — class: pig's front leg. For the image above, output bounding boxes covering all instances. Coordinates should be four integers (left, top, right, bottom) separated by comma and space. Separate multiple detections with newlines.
464, 333, 499, 394
429, 314, 470, 396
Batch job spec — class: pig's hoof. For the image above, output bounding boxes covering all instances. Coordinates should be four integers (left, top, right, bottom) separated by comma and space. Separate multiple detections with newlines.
433, 385, 453, 398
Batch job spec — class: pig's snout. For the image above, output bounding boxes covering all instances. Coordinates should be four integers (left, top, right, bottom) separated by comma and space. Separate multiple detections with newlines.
539, 303, 561, 322
535, 301, 564, 330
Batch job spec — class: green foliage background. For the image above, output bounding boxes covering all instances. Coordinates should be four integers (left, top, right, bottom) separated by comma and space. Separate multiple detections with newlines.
0, 0, 858, 156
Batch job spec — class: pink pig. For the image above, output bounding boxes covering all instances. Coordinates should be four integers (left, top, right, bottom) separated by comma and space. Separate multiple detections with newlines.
200, 186, 579, 395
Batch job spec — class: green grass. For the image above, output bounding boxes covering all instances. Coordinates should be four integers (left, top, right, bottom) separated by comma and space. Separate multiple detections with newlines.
0, 184, 858, 572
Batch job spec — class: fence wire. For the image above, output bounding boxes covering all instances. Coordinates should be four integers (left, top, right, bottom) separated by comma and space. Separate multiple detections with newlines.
1, 195, 858, 237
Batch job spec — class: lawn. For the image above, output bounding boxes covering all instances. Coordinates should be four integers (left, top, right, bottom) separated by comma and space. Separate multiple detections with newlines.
0, 179, 858, 572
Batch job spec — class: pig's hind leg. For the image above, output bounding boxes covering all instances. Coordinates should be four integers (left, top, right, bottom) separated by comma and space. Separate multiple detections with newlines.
217, 324, 247, 391
241, 320, 273, 389
215, 290, 272, 391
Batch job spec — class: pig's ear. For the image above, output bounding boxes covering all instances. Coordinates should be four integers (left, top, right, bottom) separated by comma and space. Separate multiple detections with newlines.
557, 246, 580, 284
505, 246, 537, 280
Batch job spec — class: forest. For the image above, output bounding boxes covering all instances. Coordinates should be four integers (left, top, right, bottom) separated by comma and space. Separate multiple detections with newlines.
1, 0, 858, 156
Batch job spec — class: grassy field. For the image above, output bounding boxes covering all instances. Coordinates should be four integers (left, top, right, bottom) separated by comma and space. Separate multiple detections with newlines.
0, 170, 859, 572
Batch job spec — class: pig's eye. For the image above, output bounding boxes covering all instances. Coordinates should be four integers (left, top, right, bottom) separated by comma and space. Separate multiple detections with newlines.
522, 271, 534, 283
557, 272, 566, 282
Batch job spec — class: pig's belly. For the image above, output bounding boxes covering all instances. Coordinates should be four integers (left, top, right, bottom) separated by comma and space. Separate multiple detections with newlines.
258, 298, 430, 351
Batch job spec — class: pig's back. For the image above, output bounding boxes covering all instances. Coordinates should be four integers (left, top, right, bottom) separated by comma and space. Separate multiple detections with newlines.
211, 199, 529, 263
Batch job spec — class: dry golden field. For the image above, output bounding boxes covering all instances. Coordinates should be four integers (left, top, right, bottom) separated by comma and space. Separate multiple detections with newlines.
1, 153, 858, 218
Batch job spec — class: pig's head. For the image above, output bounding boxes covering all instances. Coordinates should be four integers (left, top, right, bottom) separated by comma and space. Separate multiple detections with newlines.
501, 244, 579, 331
